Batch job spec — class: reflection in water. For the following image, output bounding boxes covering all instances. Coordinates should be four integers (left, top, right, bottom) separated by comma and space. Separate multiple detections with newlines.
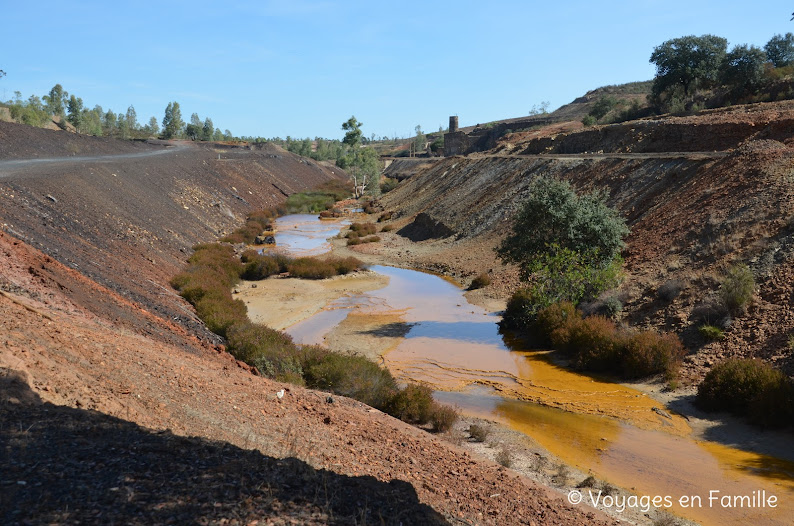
268, 217, 794, 526
271, 214, 349, 256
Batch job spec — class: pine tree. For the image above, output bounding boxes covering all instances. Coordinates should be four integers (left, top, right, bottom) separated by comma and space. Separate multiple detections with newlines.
161, 101, 184, 139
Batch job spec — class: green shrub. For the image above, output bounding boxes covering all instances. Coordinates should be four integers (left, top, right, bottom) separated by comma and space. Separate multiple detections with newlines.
174, 267, 230, 304
349, 222, 377, 236
497, 176, 629, 277
582, 115, 597, 126
305, 354, 398, 410
271, 253, 293, 273
221, 208, 279, 244
226, 322, 302, 379
381, 179, 399, 194
326, 256, 362, 275
499, 246, 623, 330
241, 255, 280, 280
699, 324, 725, 341
502, 287, 544, 332
589, 95, 619, 121
697, 358, 793, 428
194, 293, 249, 338
533, 302, 685, 381
347, 234, 380, 246
287, 257, 336, 279
188, 243, 243, 285
468, 273, 492, 290
386, 383, 436, 424
535, 301, 579, 344
285, 191, 336, 213
430, 404, 459, 433
468, 423, 490, 442
622, 331, 685, 380
719, 263, 755, 314
568, 316, 624, 372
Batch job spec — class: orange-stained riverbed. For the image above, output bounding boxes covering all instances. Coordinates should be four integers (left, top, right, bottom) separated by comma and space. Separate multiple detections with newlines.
273, 215, 794, 526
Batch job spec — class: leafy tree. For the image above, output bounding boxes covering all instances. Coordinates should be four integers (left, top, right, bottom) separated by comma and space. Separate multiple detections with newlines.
342, 115, 363, 147
588, 95, 618, 121
81, 108, 103, 136
117, 112, 129, 139
528, 101, 550, 115
720, 44, 767, 95
413, 125, 426, 155
125, 105, 138, 131
8, 94, 50, 127
185, 112, 203, 140
501, 247, 623, 326
650, 35, 728, 99
145, 116, 159, 137
202, 117, 214, 141
497, 176, 629, 280
67, 95, 84, 128
161, 101, 184, 139
43, 84, 67, 117
338, 116, 380, 197
103, 110, 117, 135
213, 128, 223, 141
764, 33, 794, 67
497, 177, 629, 327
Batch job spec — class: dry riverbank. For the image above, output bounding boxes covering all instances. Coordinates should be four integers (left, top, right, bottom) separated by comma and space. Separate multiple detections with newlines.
238, 216, 794, 526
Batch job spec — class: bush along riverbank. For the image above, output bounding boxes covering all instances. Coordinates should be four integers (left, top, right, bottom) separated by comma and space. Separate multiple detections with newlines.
171, 216, 458, 433
496, 176, 686, 382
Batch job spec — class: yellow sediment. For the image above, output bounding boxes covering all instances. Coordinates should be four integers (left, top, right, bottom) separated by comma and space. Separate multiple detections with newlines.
237, 271, 389, 331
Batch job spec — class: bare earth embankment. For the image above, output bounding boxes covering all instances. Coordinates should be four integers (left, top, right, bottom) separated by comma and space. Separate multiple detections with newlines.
379, 101, 794, 384
0, 121, 616, 525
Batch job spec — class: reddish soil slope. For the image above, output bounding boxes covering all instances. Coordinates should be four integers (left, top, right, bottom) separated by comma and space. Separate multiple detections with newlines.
0, 123, 615, 525
381, 101, 794, 382
1, 121, 341, 345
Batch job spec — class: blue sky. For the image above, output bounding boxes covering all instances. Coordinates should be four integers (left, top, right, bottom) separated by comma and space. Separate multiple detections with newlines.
2, 1, 792, 140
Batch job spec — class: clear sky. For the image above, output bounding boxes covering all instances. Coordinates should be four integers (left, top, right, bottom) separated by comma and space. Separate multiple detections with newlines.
2, 1, 792, 140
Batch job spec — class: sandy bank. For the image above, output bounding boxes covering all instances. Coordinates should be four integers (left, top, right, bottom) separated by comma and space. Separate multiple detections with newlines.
236, 270, 389, 332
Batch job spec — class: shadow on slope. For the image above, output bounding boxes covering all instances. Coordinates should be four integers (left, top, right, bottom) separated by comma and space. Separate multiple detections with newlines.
0, 369, 448, 526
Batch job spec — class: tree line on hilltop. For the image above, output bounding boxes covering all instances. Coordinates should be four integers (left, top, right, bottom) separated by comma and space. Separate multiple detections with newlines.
649, 32, 794, 111
0, 80, 235, 142
583, 32, 794, 126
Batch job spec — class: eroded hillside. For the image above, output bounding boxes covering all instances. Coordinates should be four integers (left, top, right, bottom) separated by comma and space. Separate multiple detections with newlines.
0, 120, 342, 346
0, 122, 616, 525
381, 101, 794, 382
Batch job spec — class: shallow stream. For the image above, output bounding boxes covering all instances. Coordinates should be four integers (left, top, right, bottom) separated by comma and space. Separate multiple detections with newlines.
271, 214, 794, 526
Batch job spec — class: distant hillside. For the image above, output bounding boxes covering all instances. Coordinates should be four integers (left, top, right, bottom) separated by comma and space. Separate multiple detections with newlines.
454, 80, 653, 134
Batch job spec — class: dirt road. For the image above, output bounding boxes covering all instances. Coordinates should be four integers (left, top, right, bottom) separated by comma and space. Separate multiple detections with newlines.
0, 143, 187, 178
